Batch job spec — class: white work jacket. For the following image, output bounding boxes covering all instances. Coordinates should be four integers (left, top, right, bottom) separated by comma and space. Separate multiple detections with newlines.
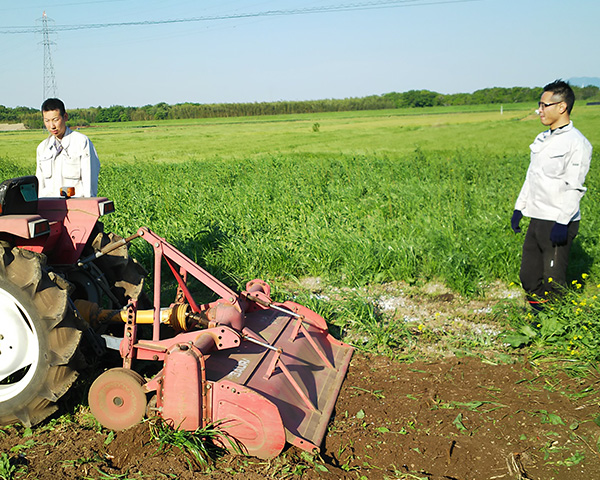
36, 127, 100, 198
515, 121, 592, 225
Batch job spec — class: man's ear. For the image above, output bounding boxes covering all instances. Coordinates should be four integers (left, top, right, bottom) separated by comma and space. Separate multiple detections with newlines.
64, 112, 69, 121
559, 102, 568, 115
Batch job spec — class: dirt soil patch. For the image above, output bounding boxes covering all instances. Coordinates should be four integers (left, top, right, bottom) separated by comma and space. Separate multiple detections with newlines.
1, 283, 600, 479
0, 123, 26, 131
1, 354, 599, 480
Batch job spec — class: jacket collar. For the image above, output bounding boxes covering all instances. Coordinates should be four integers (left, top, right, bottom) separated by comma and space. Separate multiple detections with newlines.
550, 120, 573, 135
48, 127, 73, 150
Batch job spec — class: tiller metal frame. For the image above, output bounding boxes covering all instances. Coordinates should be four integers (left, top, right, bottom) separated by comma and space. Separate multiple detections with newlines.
84, 227, 353, 459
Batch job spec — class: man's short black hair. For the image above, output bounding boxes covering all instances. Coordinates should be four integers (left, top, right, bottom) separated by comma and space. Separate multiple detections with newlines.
543, 79, 575, 114
41, 98, 66, 117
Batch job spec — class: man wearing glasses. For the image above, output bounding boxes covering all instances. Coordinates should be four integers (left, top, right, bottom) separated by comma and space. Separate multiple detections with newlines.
511, 80, 592, 311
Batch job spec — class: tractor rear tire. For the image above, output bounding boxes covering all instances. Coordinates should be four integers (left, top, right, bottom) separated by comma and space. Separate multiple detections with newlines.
0, 246, 81, 427
64, 223, 148, 310
89, 227, 148, 308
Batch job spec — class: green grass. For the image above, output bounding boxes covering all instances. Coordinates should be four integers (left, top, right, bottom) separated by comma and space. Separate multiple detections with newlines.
0, 452, 16, 480
5, 103, 599, 167
2, 103, 600, 363
89, 149, 516, 295
148, 419, 238, 471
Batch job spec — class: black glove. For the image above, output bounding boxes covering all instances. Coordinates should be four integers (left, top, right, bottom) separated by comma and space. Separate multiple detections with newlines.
511, 210, 523, 233
550, 222, 569, 246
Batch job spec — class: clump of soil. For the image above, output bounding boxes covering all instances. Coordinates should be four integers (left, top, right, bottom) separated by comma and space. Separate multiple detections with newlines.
2, 352, 599, 480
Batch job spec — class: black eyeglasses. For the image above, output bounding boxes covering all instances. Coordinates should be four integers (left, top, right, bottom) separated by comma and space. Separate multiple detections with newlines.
538, 101, 561, 109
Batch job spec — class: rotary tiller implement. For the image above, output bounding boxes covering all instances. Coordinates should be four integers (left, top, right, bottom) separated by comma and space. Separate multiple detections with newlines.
79, 230, 354, 459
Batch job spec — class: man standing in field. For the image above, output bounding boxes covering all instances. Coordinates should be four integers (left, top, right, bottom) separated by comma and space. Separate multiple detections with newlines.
511, 80, 592, 311
36, 98, 100, 197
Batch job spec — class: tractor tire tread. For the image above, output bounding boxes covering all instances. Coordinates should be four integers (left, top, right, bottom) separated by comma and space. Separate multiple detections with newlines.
0, 245, 82, 428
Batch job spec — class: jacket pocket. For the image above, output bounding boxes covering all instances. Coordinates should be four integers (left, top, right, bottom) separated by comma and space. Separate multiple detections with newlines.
541, 146, 568, 178
39, 156, 53, 178
63, 156, 82, 180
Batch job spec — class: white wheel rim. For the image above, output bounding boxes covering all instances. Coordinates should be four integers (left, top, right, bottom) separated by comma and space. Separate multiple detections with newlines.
0, 289, 40, 401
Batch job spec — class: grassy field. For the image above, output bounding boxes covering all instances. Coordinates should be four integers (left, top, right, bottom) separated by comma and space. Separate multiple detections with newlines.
1, 103, 600, 353
0, 103, 573, 164
2, 105, 600, 290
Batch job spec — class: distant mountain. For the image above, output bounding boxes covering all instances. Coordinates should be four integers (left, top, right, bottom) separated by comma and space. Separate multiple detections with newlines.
569, 77, 600, 88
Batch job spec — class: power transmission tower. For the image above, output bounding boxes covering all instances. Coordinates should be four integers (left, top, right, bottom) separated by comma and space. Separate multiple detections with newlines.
40, 11, 58, 101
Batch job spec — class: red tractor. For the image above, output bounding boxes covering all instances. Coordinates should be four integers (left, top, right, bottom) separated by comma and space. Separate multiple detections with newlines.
0, 176, 352, 458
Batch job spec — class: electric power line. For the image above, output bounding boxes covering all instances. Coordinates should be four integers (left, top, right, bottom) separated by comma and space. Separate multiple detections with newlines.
0, 0, 480, 35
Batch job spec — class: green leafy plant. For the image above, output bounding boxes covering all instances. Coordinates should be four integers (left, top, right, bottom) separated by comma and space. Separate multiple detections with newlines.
149, 418, 241, 471
505, 274, 600, 365
0, 453, 16, 480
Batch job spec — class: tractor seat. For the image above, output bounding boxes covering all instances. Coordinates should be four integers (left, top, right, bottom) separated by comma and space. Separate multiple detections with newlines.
0, 176, 39, 216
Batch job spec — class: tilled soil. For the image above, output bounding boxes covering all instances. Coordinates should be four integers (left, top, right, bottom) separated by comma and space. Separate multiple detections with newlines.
2, 352, 599, 480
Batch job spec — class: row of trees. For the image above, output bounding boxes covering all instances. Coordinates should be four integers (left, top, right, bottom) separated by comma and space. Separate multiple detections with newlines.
0, 105, 38, 123
383, 85, 600, 108
3, 85, 599, 129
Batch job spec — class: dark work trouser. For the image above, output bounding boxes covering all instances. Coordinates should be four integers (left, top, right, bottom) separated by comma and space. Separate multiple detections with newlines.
519, 218, 579, 309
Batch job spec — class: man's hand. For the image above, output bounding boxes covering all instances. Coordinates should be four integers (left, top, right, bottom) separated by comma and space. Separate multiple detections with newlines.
511, 210, 523, 233
550, 222, 569, 246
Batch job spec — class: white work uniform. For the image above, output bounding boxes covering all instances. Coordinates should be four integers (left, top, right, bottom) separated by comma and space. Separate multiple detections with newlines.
515, 121, 592, 224
36, 127, 100, 198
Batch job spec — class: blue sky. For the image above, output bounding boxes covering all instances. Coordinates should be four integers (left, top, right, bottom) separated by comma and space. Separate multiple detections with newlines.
1, 0, 599, 109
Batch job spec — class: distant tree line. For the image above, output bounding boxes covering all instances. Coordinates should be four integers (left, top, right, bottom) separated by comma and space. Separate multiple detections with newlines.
3, 85, 599, 129
0, 105, 38, 125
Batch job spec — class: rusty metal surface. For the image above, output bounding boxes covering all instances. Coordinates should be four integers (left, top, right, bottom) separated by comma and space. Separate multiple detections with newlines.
205, 308, 354, 453
211, 379, 286, 459
88, 368, 147, 431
